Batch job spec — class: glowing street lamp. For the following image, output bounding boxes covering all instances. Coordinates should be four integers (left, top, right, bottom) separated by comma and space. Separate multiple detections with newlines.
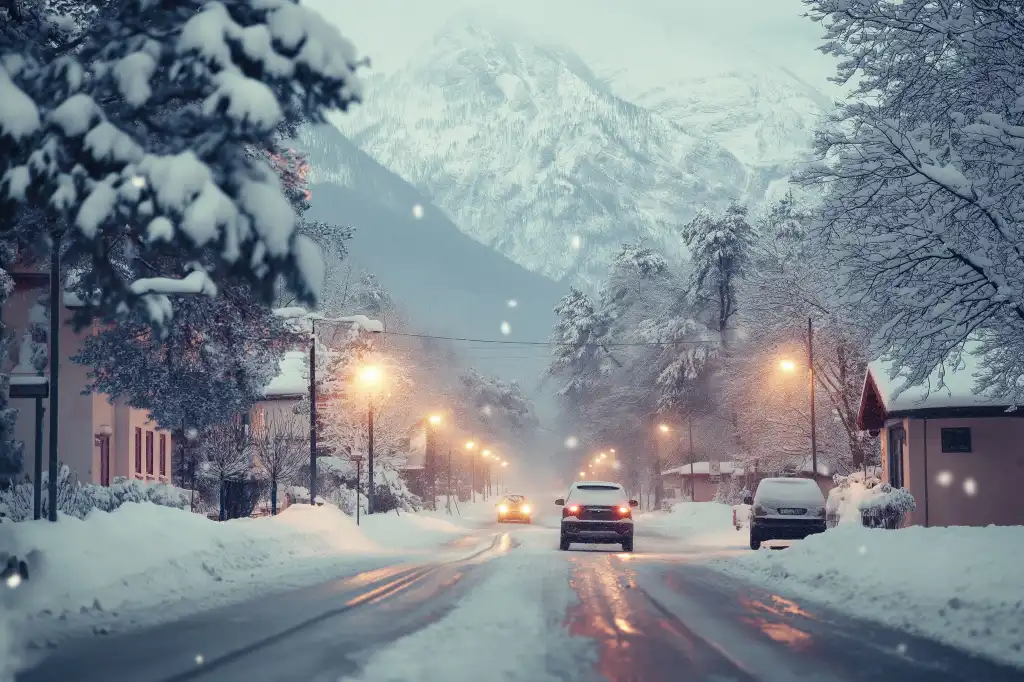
779, 359, 797, 373
482, 448, 492, 457
658, 423, 670, 434
428, 414, 443, 426
579, 471, 586, 478
465, 440, 476, 450
358, 364, 383, 387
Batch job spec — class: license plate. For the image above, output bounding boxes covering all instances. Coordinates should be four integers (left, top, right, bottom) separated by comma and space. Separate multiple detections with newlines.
778, 508, 803, 515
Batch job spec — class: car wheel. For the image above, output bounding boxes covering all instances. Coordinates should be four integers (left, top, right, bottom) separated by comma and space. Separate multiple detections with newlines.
559, 534, 571, 551
621, 537, 634, 552
749, 533, 762, 550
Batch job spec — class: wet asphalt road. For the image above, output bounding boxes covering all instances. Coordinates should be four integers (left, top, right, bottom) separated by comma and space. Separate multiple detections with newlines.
16, 520, 1024, 682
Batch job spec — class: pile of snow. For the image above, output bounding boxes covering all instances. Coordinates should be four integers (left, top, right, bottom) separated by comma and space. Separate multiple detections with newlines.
639, 502, 745, 546
358, 512, 480, 551
5, 502, 382, 628
716, 524, 1024, 667
827, 469, 915, 528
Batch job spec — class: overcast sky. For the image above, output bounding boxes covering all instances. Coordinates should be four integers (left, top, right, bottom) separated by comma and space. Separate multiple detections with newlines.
305, 0, 840, 93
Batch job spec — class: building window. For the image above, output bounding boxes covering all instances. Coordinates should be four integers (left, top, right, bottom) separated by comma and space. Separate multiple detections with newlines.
887, 425, 905, 489
159, 434, 167, 476
134, 427, 143, 474
145, 431, 154, 474
941, 427, 972, 453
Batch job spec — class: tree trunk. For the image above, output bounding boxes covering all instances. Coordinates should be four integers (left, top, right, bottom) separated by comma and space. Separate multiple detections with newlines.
271, 480, 278, 515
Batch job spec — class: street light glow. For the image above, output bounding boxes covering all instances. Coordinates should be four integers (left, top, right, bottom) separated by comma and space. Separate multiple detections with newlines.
428, 414, 442, 426
658, 423, 670, 434
579, 471, 586, 477
465, 440, 476, 450
482, 448, 492, 457
779, 359, 797, 373
357, 365, 383, 386
501, 461, 508, 467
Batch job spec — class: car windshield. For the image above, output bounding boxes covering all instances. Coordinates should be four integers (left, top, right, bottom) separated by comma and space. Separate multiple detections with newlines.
755, 479, 826, 506
569, 485, 625, 504
506, 495, 525, 503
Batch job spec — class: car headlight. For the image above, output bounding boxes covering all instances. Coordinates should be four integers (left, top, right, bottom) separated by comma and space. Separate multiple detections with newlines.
498, 504, 508, 514
521, 504, 531, 514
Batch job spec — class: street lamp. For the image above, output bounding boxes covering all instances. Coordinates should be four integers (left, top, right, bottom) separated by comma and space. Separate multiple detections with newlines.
357, 363, 383, 514
779, 359, 797, 373
428, 414, 442, 426
658, 423, 670, 434
778, 317, 819, 478
426, 413, 443, 510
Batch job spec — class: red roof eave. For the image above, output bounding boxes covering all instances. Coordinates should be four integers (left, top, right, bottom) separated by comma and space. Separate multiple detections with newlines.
857, 369, 888, 431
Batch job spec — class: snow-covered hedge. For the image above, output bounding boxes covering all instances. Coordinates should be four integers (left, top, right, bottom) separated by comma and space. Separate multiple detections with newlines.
826, 469, 915, 529
0, 465, 188, 522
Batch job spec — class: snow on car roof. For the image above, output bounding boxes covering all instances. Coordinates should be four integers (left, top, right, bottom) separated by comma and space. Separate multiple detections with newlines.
755, 477, 825, 504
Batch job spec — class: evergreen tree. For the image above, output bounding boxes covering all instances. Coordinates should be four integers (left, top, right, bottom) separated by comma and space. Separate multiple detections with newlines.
681, 203, 755, 344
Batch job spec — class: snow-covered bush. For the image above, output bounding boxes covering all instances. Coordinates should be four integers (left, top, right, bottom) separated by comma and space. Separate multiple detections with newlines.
0, 465, 188, 522
826, 468, 915, 529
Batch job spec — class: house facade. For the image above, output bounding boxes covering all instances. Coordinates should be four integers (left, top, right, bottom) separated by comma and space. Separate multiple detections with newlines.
662, 459, 834, 503
4, 268, 173, 486
857, 353, 1024, 527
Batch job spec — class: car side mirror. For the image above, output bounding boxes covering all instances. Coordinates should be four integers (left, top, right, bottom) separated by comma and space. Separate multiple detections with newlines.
629, 499, 638, 507
743, 496, 753, 505
555, 498, 565, 506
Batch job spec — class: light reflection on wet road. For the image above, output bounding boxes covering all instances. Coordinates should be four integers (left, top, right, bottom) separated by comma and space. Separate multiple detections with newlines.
16, 522, 1024, 682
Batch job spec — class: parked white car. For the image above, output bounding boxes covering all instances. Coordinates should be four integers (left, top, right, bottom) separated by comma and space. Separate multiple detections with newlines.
749, 477, 827, 550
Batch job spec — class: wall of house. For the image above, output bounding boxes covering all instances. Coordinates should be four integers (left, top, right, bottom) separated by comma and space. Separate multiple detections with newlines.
4, 290, 95, 483
920, 416, 1024, 527
254, 398, 306, 439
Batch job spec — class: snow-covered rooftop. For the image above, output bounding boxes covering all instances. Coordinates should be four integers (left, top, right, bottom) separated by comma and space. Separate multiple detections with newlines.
262, 350, 308, 398
867, 343, 1011, 412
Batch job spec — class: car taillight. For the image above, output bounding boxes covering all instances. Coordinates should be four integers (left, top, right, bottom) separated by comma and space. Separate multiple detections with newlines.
564, 505, 580, 517
617, 506, 630, 517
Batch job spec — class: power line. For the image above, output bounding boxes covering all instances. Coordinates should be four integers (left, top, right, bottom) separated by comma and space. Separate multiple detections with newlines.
381, 330, 720, 348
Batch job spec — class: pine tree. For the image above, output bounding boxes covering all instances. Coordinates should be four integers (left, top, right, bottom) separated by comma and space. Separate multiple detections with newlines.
681, 203, 754, 344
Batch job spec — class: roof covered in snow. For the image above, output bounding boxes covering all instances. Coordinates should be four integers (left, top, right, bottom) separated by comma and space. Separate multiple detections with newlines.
860, 343, 1013, 426
263, 350, 308, 399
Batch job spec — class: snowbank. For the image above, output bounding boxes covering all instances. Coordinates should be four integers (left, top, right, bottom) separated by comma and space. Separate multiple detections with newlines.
6, 502, 382, 624
638, 502, 746, 546
716, 524, 1024, 668
358, 512, 481, 550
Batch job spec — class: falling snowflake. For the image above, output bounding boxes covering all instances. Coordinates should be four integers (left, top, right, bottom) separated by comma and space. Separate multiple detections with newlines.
565, 436, 579, 449
500, 321, 511, 335
507, 299, 518, 308
570, 235, 582, 250
481, 404, 493, 417
936, 470, 954, 487
412, 204, 424, 219
186, 427, 199, 440
896, 643, 908, 655
6, 572, 22, 589
963, 477, 978, 496
857, 545, 867, 555
195, 654, 205, 665
130, 175, 146, 188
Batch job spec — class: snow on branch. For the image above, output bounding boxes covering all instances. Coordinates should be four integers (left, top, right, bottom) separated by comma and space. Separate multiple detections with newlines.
129, 271, 218, 297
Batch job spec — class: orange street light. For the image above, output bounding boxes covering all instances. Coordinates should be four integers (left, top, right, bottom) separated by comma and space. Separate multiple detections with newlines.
428, 414, 442, 426
579, 471, 586, 478
482, 448, 492, 457
779, 359, 797, 373
658, 423, 670, 434
357, 364, 383, 387
465, 440, 476, 450
501, 461, 508, 468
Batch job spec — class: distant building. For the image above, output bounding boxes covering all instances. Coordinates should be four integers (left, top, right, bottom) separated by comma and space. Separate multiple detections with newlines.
661, 459, 834, 503
857, 347, 1024, 527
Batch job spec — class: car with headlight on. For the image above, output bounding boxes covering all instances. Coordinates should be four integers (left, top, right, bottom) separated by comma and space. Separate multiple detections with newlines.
496, 494, 532, 523
749, 477, 827, 550
556, 481, 637, 552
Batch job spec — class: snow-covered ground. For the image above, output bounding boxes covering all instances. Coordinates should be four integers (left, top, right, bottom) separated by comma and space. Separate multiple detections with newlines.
1, 501, 494, 657
716, 523, 1024, 668
636, 501, 748, 549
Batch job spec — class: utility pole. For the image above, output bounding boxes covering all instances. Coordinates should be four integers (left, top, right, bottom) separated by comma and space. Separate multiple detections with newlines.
47, 231, 61, 522
808, 317, 818, 478
367, 402, 375, 514
445, 446, 452, 515
688, 416, 695, 500
308, 320, 317, 505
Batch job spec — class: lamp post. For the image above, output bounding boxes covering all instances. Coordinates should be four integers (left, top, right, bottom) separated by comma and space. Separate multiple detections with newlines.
357, 364, 383, 514
465, 440, 477, 503
656, 423, 671, 507
482, 448, 492, 501
350, 454, 364, 525
427, 414, 443, 511
779, 316, 819, 478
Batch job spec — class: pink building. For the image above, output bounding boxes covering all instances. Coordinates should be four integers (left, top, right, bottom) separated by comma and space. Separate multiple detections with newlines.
857, 350, 1024, 527
4, 268, 173, 486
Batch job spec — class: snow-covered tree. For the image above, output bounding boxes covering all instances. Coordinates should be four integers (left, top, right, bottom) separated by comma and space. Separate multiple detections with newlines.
681, 203, 754, 344
197, 417, 254, 520
1, 0, 365, 329
803, 0, 1024, 400
252, 410, 305, 515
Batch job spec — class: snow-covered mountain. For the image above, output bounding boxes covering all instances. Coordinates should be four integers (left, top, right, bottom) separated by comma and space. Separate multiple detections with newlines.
325, 18, 830, 287
330, 21, 760, 288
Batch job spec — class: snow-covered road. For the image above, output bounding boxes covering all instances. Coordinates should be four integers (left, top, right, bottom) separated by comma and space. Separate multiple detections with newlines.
17, 519, 1024, 682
